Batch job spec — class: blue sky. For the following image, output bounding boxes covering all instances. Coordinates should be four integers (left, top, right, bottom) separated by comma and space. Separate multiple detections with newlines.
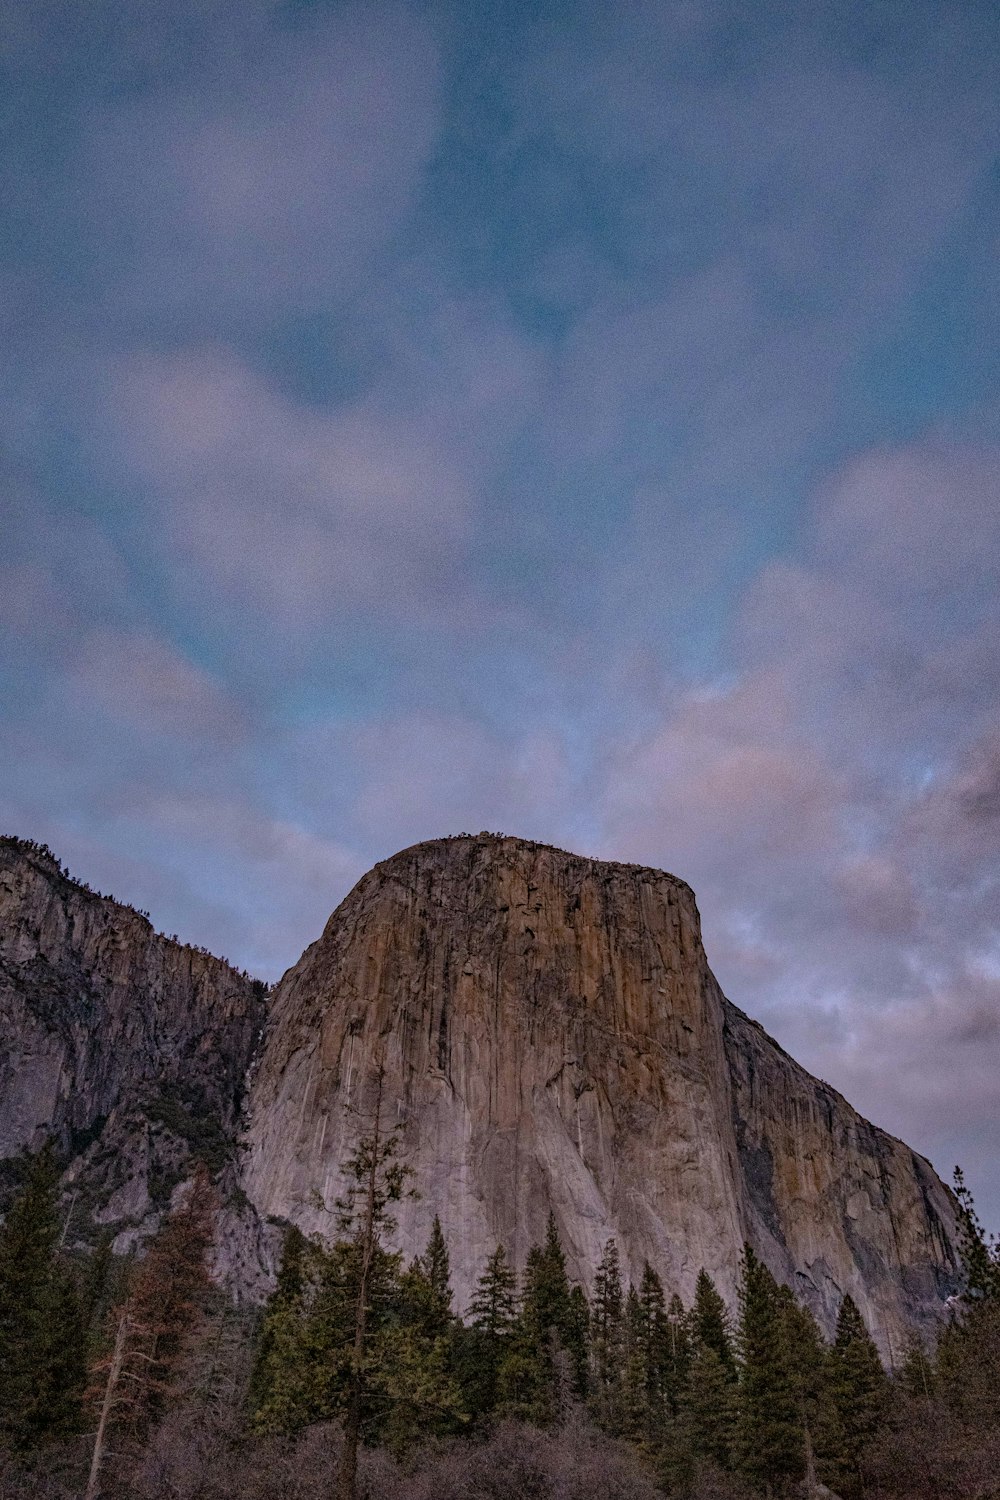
2, 0, 998, 1223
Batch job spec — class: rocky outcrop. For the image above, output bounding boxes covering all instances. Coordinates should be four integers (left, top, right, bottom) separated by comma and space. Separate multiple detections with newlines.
0, 830, 961, 1348
0, 837, 267, 1249
242, 833, 960, 1352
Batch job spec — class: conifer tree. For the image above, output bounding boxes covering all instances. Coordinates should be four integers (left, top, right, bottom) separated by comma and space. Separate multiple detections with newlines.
735, 1246, 803, 1495
663, 1292, 692, 1417
680, 1270, 737, 1473
331, 1068, 415, 1500
372, 1317, 466, 1454
684, 1341, 737, 1470
897, 1329, 936, 1400
953, 1166, 1000, 1303
936, 1169, 1000, 1442
621, 1286, 648, 1441
251, 1235, 400, 1436
381, 1218, 464, 1448
249, 1223, 309, 1414
80, 1231, 115, 1349
566, 1283, 590, 1401
637, 1262, 671, 1434
0, 1144, 85, 1448
252, 1090, 466, 1479
828, 1294, 888, 1499
778, 1286, 838, 1494
590, 1238, 625, 1429
690, 1268, 735, 1375
422, 1215, 453, 1335
465, 1242, 518, 1417
508, 1212, 575, 1425
470, 1244, 519, 1341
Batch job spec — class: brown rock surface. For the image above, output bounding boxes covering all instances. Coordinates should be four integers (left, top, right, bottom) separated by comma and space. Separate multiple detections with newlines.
0, 831, 960, 1346
243, 833, 960, 1351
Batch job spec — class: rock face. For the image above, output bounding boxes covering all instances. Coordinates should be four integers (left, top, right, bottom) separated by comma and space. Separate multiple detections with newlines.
0, 830, 960, 1349
0, 836, 267, 1249
243, 833, 959, 1352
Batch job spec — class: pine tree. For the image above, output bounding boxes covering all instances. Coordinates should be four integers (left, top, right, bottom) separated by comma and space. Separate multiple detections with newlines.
590, 1238, 625, 1430
953, 1166, 1000, 1303
331, 1068, 415, 1500
685, 1342, 737, 1470
936, 1170, 1000, 1441
0, 1144, 85, 1448
251, 1236, 400, 1435
470, 1244, 519, 1341
663, 1292, 692, 1417
828, 1294, 888, 1499
735, 1246, 803, 1495
566, 1283, 590, 1401
507, 1212, 575, 1425
897, 1328, 936, 1400
80, 1231, 117, 1351
372, 1319, 466, 1454
637, 1262, 671, 1436
621, 1286, 648, 1441
249, 1223, 309, 1414
464, 1244, 518, 1416
690, 1269, 735, 1375
381, 1218, 465, 1447
778, 1287, 839, 1495
422, 1215, 453, 1336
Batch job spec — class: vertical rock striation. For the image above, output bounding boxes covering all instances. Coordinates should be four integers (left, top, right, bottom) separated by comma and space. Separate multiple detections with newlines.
242, 833, 959, 1352
0, 830, 961, 1348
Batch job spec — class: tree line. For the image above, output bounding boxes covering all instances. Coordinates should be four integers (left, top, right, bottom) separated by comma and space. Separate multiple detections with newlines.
1, 1113, 997, 1500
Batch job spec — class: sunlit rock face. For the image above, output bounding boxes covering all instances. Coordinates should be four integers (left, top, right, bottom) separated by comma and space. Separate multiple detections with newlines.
242, 833, 959, 1351
0, 836, 267, 1261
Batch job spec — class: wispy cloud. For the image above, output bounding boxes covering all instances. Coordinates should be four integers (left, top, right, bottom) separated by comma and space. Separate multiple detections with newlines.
1, 0, 998, 1221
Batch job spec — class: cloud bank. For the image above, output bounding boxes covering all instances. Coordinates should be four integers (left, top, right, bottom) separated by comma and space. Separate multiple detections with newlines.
1, 0, 997, 1222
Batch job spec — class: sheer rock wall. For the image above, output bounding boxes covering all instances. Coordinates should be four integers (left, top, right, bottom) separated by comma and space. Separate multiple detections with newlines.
242, 834, 959, 1350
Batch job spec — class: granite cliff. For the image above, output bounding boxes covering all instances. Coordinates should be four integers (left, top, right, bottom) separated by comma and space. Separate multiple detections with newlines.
0, 831, 960, 1352
242, 833, 959, 1353
0, 835, 267, 1255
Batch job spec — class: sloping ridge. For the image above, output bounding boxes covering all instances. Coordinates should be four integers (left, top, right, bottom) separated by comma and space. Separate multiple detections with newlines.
0, 836, 267, 1247
242, 832, 960, 1353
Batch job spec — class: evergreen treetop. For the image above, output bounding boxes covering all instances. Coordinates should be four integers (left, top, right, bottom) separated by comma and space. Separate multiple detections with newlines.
690, 1267, 735, 1375
829, 1292, 888, 1496
953, 1166, 1000, 1303
735, 1246, 804, 1494
469, 1244, 518, 1338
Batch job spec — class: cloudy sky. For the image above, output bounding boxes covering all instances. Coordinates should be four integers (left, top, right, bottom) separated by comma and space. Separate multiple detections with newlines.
2, 0, 998, 1223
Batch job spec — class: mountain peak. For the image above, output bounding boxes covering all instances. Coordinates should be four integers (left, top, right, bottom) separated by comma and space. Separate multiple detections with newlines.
243, 834, 959, 1352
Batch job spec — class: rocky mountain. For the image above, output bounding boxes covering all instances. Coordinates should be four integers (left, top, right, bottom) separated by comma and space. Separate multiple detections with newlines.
0, 835, 267, 1256
242, 834, 959, 1354
0, 831, 960, 1353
